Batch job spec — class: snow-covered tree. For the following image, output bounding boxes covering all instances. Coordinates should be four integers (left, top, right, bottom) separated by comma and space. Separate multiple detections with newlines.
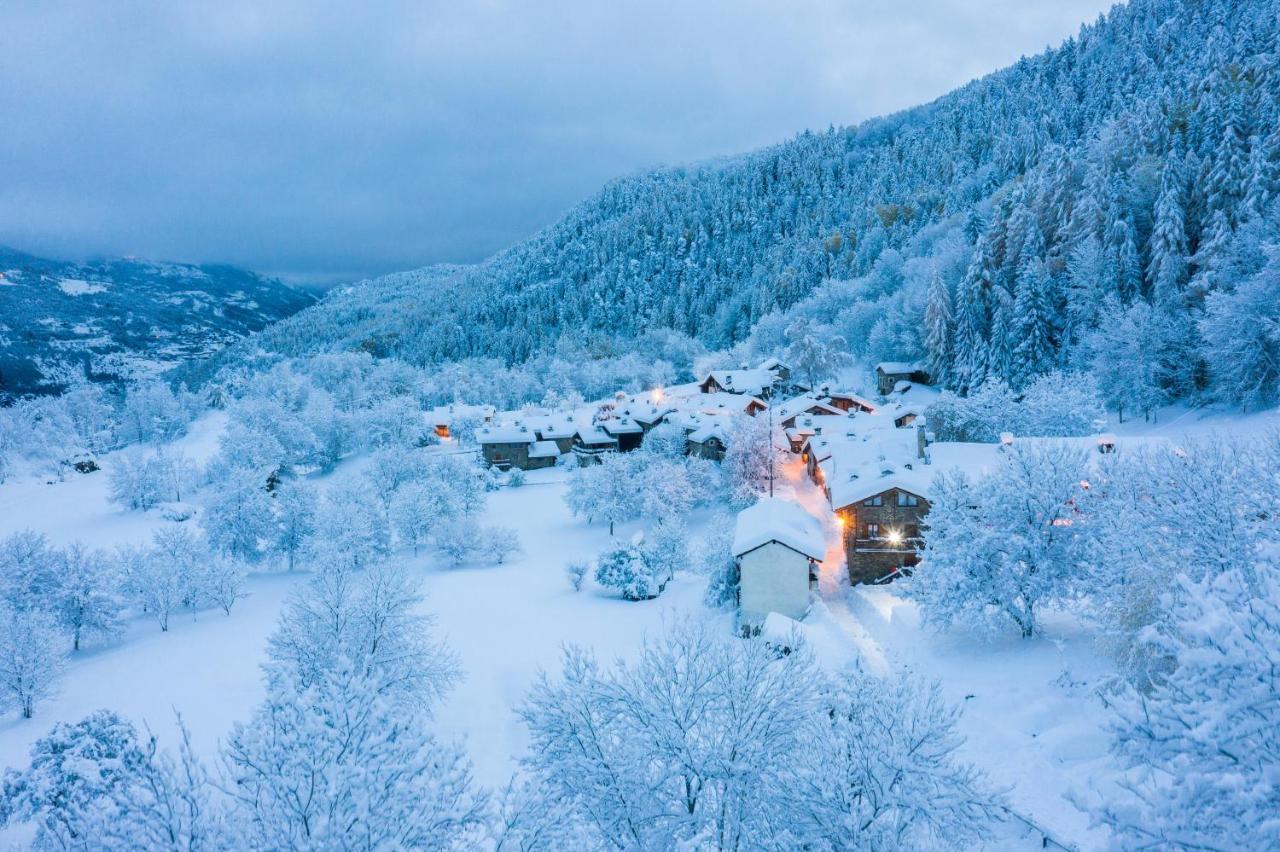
565, 560, 589, 592
434, 517, 479, 566
923, 268, 954, 387
785, 317, 849, 390
223, 659, 485, 849
1011, 256, 1057, 387
107, 450, 171, 511
273, 479, 317, 571
699, 513, 740, 610
1200, 243, 1280, 410
634, 455, 693, 523
49, 542, 123, 650
0, 606, 66, 718
307, 480, 390, 572
639, 421, 687, 459
1086, 297, 1165, 422
225, 559, 482, 848
564, 451, 638, 535
1018, 371, 1106, 436
266, 564, 458, 705
0, 530, 58, 612
787, 670, 1000, 848
1094, 566, 1280, 849
519, 623, 818, 847
364, 445, 424, 511
201, 478, 274, 563
904, 442, 1090, 638
118, 382, 187, 445
594, 541, 666, 601
203, 556, 248, 615
389, 482, 445, 556
360, 395, 429, 450
722, 415, 779, 509
479, 526, 523, 565
1085, 436, 1279, 689
639, 519, 688, 586
0, 710, 150, 847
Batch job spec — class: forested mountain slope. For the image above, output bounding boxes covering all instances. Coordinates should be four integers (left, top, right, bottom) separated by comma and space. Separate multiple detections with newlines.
0, 247, 314, 398
251, 0, 1280, 410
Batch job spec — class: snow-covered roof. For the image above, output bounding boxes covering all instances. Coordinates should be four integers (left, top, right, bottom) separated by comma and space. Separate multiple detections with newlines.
625, 404, 674, 425
688, 422, 730, 444
733, 497, 826, 561
528, 440, 561, 459
524, 412, 579, 440
426, 402, 495, 426
757, 356, 789, 373
876, 360, 923, 375
701, 368, 776, 396
775, 395, 845, 424
821, 391, 878, 413
821, 426, 928, 509
599, 417, 643, 435
575, 427, 616, 446
695, 391, 767, 416
477, 422, 535, 444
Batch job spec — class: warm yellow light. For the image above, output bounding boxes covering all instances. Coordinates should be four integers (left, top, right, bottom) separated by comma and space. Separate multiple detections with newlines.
835, 514, 846, 528
886, 528, 903, 545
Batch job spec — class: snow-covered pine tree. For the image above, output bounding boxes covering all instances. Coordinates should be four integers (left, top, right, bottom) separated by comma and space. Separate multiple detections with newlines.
923, 268, 954, 388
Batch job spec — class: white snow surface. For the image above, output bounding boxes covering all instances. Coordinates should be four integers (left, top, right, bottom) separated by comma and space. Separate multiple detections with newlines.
1, 401, 1277, 849
732, 496, 826, 561
56, 278, 107, 296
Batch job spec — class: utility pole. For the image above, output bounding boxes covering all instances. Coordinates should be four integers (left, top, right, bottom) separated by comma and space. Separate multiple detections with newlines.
767, 400, 776, 498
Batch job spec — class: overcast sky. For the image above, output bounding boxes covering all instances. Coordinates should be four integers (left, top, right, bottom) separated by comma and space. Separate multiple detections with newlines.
0, 1, 1116, 285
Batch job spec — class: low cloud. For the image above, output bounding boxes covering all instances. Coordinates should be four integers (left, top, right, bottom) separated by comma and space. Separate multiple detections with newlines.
0, 0, 1114, 284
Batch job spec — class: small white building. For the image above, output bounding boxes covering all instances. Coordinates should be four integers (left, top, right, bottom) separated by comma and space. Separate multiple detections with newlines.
732, 497, 826, 626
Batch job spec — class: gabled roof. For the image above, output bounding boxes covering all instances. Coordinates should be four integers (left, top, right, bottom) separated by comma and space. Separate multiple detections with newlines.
876, 360, 924, 375
599, 417, 643, 435
688, 422, 730, 444
575, 427, 616, 446
775, 394, 846, 424
700, 368, 776, 396
733, 498, 826, 562
426, 402, 495, 426
528, 440, 561, 459
757, 356, 790, 373
477, 422, 535, 444
821, 391, 878, 413
696, 391, 767, 416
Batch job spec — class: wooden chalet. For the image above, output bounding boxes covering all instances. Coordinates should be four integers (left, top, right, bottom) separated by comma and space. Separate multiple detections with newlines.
875, 361, 930, 396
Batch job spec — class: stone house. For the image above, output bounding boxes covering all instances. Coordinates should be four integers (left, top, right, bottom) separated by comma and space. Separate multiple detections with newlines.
572, 427, 618, 465
478, 422, 537, 470
831, 480, 930, 584
875, 361, 930, 396
686, 422, 729, 462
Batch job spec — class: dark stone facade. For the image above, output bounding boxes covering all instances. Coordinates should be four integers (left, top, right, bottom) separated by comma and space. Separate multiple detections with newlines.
835, 487, 930, 584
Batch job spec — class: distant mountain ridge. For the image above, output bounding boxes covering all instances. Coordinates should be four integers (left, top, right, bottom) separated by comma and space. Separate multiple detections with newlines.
0, 247, 315, 397
243, 0, 1280, 415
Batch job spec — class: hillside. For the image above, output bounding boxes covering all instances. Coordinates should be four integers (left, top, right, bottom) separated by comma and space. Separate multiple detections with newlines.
0, 247, 315, 398
246, 0, 1280, 415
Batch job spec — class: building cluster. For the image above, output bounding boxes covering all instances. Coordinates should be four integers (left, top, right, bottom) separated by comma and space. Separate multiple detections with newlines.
471, 357, 799, 470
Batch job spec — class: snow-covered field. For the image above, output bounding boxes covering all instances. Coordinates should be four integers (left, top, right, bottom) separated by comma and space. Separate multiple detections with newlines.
1, 403, 1276, 849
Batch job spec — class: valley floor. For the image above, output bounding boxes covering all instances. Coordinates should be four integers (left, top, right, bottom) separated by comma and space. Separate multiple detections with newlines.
2, 402, 1277, 849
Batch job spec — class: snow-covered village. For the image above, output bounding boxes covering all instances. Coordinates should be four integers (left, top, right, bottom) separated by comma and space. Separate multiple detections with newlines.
2, 1, 1280, 849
